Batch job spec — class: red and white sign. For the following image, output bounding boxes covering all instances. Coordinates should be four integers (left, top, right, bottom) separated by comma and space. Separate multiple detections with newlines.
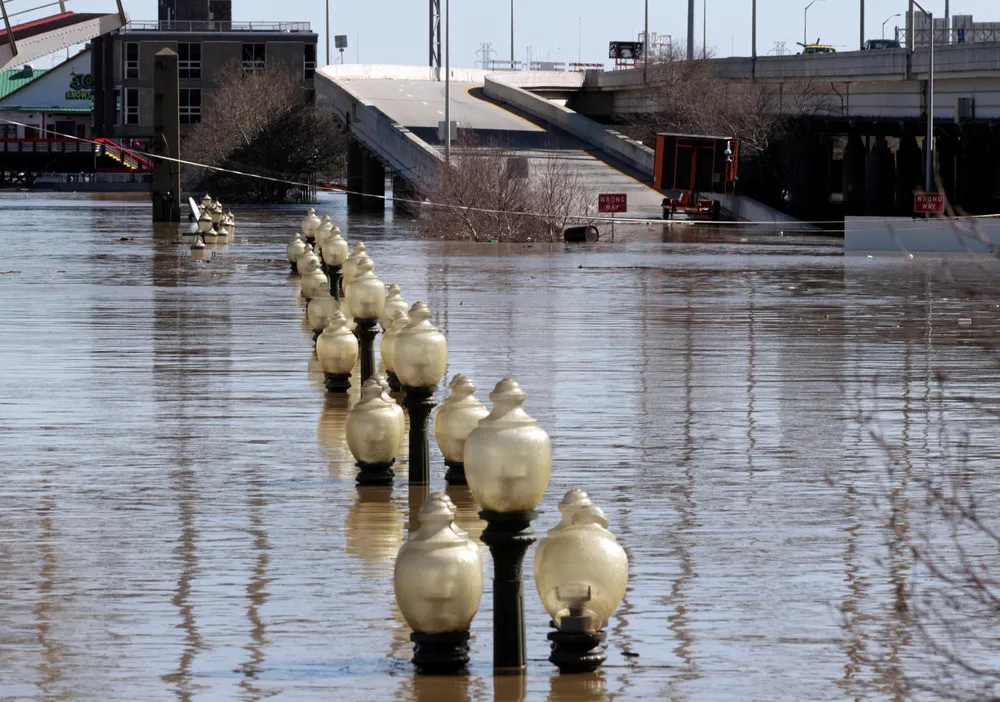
598, 193, 627, 213
914, 192, 945, 214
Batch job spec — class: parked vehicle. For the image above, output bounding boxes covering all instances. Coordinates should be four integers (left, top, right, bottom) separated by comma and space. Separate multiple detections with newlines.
863, 38, 901, 50
798, 40, 836, 54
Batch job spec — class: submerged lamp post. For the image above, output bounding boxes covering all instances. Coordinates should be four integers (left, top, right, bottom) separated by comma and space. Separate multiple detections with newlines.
299, 252, 330, 304
394, 492, 484, 673
322, 226, 350, 301
344, 258, 386, 384
379, 285, 409, 390
393, 302, 448, 485
200, 193, 212, 211
346, 377, 404, 485
434, 374, 489, 486
301, 207, 322, 246
341, 242, 368, 300
307, 286, 340, 343
316, 310, 358, 392
380, 310, 409, 393
465, 379, 552, 672
534, 489, 629, 673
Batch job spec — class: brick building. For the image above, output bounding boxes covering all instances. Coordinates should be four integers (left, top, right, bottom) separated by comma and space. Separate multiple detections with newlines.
90, 0, 317, 141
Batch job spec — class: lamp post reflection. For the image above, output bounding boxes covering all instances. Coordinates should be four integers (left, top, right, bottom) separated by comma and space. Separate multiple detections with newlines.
345, 486, 403, 567
237, 486, 271, 697
547, 671, 607, 701
317, 393, 352, 481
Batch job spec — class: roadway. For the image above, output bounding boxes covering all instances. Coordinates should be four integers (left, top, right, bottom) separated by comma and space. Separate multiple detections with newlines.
341, 76, 666, 222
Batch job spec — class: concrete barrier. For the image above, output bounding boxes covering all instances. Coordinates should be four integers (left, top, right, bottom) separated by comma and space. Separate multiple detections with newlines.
484, 74, 655, 176
316, 67, 443, 182
715, 193, 820, 230
845, 215, 1000, 254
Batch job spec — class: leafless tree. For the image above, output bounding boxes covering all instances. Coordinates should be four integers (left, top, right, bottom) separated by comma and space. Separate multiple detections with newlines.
418, 136, 595, 242
182, 62, 345, 203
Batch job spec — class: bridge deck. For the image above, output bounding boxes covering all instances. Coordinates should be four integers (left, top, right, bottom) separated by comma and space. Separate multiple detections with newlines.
340, 76, 665, 221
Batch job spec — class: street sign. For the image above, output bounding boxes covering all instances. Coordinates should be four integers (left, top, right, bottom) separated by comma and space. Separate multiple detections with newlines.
914, 192, 945, 214
598, 193, 627, 213
609, 41, 644, 60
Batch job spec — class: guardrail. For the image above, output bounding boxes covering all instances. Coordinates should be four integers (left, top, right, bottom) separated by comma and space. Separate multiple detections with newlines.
0, 138, 100, 154
122, 20, 310, 33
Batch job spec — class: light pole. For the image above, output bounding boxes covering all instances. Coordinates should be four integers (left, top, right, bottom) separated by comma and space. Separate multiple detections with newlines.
910, 0, 934, 195
702, 0, 707, 59
882, 13, 901, 39
804, 0, 825, 47
444, 0, 451, 162
510, 0, 515, 68
643, 0, 648, 83
752, 0, 757, 60
687, 0, 695, 60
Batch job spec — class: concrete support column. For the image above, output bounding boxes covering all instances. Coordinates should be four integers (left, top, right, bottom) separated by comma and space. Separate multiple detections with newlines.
361, 149, 385, 214
895, 133, 921, 216
864, 136, 896, 216
936, 132, 957, 205
151, 48, 180, 223
392, 174, 419, 216
957, 125, 989, 214
788, 127, 828, 221
842, 132, 866, 216
347, 139, 364, 212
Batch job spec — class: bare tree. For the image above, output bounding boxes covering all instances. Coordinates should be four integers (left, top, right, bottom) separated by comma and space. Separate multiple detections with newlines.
182, 62, 345, 203
419, 136, 595, 242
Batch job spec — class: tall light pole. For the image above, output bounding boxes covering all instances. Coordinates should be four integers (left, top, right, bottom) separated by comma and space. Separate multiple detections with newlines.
882, 13, 901, 39
510, 0, 515, 68
702, 0, 707, 59
445, 0, 451, 162
803, 0, 825, 47
860, 0, 865, 50
325, 0, 330, 64
687, 0, 695, 60
911, 0, 934, 194
752, 0, 757, 59
643, 0, 649, 83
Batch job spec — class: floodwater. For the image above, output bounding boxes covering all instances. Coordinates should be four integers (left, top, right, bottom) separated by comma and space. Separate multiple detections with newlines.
2, 192, 1000, 701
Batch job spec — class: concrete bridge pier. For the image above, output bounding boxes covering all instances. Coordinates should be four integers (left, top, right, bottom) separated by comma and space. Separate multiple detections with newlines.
842, 132, 866, 216
936, 132, 958, 207
956, 126, 994, 214
864, 136, 896, 217
788, 128, 830, 220
392, 174, 420, 216
361, 149, 386, 214
895, 134, 922, 216
347, 140, 364, 212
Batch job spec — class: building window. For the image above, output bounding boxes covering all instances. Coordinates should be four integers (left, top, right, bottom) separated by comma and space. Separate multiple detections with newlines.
304, 43, 316, 79
2, 125, 15, 138
178, 42, 202, 79
23, 125, 39, 138
242, 43, 265, 72
124, 87, 139, 125
123, 42, 139, 80
179, 88, 201, 124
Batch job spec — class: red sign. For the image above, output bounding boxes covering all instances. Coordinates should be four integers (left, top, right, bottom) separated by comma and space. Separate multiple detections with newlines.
914, 192, 945, 214
598, 193, 627, 213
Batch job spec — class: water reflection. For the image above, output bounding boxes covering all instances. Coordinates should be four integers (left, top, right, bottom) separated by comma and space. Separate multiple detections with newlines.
345, 486, 403, 565
33, 491, 64, 697
444, 484, 486, 543
317, 393, 352, 481
396, 672, 475, 702
237, 484, 272, 699
493, 672, 527, 702
547, 672, 607, 702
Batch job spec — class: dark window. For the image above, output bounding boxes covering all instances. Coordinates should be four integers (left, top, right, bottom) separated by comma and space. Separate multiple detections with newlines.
178, 42, 202, 79
54, 121, 75, 136
242, 43, 265, 72
23, 126, 39, 138
304, 43, 316, 79
76, 124, 86, 138
179, 88, 201, 124
123, 42, 139, 80
3, 125, 16, 138
124, 87, 139, 125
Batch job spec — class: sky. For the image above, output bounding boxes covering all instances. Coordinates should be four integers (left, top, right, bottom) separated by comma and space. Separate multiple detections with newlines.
36, 0, 1000, 69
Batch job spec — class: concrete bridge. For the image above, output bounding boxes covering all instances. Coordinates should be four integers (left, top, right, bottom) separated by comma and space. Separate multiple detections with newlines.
316, 42, 1000, 224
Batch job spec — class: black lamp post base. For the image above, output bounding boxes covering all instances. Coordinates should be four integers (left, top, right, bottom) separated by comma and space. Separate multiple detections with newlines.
329, 265, 342, 302
324, 372, 351, 393
312, 329, 321, 344
547, 627, 607, 674
444, 459, 466, 485
356, 317, 379, 384
356, 459, 395, 486
386, 371, 401, 392
480, 510, 538, 672
289, 261, 298, 274
402, 385, 436, 485
411, 631, 470, 674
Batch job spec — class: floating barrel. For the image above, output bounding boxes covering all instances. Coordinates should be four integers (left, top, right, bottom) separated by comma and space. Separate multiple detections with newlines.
563, 225, 600, 243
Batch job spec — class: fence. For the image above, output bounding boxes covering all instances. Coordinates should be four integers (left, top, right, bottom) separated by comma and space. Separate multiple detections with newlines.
121, 20, 310, 33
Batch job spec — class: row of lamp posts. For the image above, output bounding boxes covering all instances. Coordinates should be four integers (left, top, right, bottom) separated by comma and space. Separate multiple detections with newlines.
284, 209, 629, 677
188, 192, 236, 250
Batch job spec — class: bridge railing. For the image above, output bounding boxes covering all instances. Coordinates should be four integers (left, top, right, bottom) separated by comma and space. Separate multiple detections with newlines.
121, 19, 311, 33
906, 26, 1000, 48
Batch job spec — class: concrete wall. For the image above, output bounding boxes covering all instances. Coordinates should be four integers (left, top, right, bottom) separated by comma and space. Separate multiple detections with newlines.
844, 215, 1000, 254
715, 193, 820, 231
483, 73, 655, 175
315, 66, 443, 183
318, 63, 489, 83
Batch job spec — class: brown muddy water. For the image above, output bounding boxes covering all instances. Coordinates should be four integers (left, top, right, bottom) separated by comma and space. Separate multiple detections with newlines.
2, 192, 1000, 701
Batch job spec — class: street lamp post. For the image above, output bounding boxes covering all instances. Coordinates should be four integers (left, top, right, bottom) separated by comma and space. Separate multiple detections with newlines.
316, 310, 358, 393
534, 489, 629, 673
911, 0, 934, 195
445, 0, 451, 162
464, 379, 552, 672
883, 13, 901, 39
434, 374, 489, 485
343, 257, 386, 385
804, 0, 825, 47
393, 302, 449, 485
346, 377, 404, 485
643, 0, 648, 83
